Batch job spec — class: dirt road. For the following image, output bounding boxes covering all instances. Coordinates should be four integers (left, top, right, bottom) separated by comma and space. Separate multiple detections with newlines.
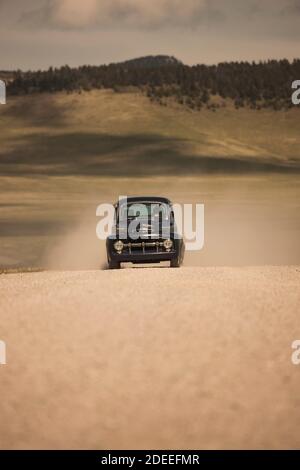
0, 267, 300, 449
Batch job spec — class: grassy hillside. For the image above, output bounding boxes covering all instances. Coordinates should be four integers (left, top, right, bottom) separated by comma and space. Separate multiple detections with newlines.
8, 57, 300, 111
0, 89, 300, 177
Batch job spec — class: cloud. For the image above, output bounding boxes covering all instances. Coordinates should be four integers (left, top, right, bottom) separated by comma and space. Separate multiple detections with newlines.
284, 0, 300, 12
1, 0, 300, 69
50, 0, 99, 28
20, 0, 217, 30
11, 0, 300, 33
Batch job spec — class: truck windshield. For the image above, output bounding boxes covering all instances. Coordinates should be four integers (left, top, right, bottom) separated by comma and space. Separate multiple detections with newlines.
119, 202, 168, 220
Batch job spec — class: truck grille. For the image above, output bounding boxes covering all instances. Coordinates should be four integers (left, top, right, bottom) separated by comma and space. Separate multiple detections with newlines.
123, 241, 166, 254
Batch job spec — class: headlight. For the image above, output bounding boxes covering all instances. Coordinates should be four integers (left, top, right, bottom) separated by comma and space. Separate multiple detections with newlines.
163, 239, 173, 250
114, 240, 124, 252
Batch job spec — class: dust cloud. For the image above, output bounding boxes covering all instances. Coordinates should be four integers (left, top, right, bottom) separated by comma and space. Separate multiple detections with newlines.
43, 191, 300, 271
44, 215, 107, 270
36, 175, 300, 270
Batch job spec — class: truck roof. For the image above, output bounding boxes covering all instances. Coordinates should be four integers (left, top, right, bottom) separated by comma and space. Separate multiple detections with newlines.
116, 196, 172, 206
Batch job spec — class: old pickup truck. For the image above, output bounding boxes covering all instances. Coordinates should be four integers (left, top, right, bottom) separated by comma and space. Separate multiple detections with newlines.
106, 196, 185, 269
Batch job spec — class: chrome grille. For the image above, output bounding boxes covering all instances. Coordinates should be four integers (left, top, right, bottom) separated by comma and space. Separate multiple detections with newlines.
123, 241, 165, 254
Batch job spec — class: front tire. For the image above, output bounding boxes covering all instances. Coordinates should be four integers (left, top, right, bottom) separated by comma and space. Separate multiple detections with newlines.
170, 257, 181, 268
108, 260, 121, 269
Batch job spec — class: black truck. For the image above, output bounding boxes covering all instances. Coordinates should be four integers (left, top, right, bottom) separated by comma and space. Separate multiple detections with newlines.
106, 196, 185, 269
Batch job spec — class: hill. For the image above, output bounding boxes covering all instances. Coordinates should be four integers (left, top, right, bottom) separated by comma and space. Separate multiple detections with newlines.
7, 56, 300, 111
1, 89, 300, 178
114, 55, 182, 68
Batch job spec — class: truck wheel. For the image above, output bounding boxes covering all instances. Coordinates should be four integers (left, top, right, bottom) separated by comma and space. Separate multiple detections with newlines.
170, 257, 180, 268
108, 261, 121, 269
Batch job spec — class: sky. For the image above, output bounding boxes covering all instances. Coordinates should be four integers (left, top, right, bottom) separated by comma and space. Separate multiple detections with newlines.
0, 0, 299, 70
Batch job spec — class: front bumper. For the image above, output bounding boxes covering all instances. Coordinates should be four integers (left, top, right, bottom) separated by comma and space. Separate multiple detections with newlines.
106, 238, 181, 264
109, 250, 178, 264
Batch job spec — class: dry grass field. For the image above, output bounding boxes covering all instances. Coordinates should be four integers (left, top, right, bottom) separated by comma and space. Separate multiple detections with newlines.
1, 90, 300, 175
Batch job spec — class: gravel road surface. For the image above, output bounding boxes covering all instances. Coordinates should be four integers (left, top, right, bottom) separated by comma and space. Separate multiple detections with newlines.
0, 267, 300, 449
